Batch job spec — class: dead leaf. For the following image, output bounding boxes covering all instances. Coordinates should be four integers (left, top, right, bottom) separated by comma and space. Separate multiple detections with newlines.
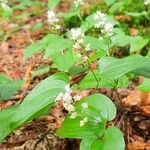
130, 28, 139, 36
128, 141, 150, 150
122, 90, 150, 115
115, 15, 131, 21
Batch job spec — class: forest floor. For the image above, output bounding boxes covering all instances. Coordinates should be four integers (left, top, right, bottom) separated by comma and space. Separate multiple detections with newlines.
0, 0, 150, 149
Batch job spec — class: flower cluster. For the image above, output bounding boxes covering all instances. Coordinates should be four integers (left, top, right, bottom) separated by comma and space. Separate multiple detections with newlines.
55, 84, 90, 126
47, 10, 60, 30
70, 28, 85, 49
55, 84, 82, 113
94, 11, 114, 37
0, 0, 9, 11
80, 117, 88, 126
144, 0, 150, 5
74, 0, 83, 8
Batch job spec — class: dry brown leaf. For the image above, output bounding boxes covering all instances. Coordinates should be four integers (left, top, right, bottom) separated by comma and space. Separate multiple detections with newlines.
128, 141, 150, 150
130, 28, 139, 36
0, 42, 9, 53
122, 90, 150, 115
115, 15, 131, 21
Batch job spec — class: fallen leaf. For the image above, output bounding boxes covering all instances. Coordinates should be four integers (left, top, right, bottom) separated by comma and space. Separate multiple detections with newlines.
122, 90, 150, 115
130, 28, 139, 36
128, 141, 150, 150
115, 15, 131, 21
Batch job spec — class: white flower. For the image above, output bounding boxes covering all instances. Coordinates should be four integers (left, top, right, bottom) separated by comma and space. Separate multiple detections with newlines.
70, 112, 77, 119
80, 120, 85, 126
73, 94, 82, 101
65, 84, 72, 94
99, 36, 103, 41
55, 25, 61, 30
83, 117, 88, 122
94, 11, 107, 28
71, 28, 84, 41
62, 92, 72, 102
65, 104, 75, 112
73, 42, 81, 49
144, 0, 150, 5
103, 22, 114, 36
71, 28, 84, 49
55, 92, 64, 102
83, 56, 88, 61
74, 0, 83, 8
47, 11, 59, 23
81, 102, 88, 109
94, 11, 106, 20
80, 117, 88, 126
93, 11, 114, 37
1, 2, 9, 10
85, 43, 91, 51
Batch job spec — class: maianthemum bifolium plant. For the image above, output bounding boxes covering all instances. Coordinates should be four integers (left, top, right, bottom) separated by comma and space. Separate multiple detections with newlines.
0, 0, 150, 149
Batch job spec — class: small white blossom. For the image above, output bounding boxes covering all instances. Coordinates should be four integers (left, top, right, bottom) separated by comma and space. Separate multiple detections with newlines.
103, 22, 114, 36
47, 10, 59, 24
99, 36, 103, 41
74, 0, 83, 8
73, 94, 82, 101
80, 120, 85, 126
83, 117, 88, 122
47, 10, 60, 30
71, 28, 84, 49
83, 56, 88, 61
144, 0, 150, 5
73, 42, 81, 49
85, 43, 91, 51
80, 117, 88, 126
81, 102, 88, 109
70, 112, 77, 119
55, 92, 64, 102
65, 104, 75, 112
94, 11, 107, 28
65, 84, 72, 94
62, 92, 72, 102
55, 25, 61, 30
93, 11, 114, 37
1, 2, 9, 10
71, 28, 84, 41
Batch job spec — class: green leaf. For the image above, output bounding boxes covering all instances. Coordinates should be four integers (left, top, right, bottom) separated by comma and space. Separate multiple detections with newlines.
0, 75, 23, 100
0, 105, 19, 143
0, 73, 69, 142
138, 78, 150, 92
80, 137, 97, 150
32, 65, 50, 78
24, 34, 52, 59
91, 126, 125, 150
111, 34, 131, 47
57, 94, 116, 139
52, 49, 75, 72
99, 55, 150, 80
24, 42, 45, 59
89, 50, 106, 63
77, 70, 115, 90
126, 11, 147, 17
44, 35, 73, 58
129, 36, 149, 53
111, 34, 149, 53
105, 0, 116, 6
59, 10, 79, 19
84, 36, 110, 51
0, 3, 13, 18
48, 0, 60, 10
